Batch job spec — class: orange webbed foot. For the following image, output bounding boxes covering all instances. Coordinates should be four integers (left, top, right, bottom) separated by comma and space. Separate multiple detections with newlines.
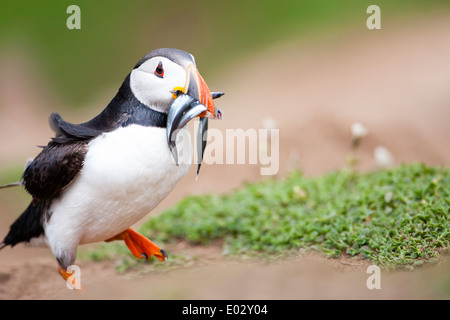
106, 228, 167, 262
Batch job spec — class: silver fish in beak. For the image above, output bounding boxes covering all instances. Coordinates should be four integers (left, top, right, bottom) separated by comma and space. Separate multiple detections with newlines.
166, 94, 206, 165
166, 91, 223, 178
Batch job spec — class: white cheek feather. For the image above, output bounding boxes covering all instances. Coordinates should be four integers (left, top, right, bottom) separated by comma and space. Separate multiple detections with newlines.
44, 125, 192, 250
130, 70, 169, 113
130, 57, 187, 113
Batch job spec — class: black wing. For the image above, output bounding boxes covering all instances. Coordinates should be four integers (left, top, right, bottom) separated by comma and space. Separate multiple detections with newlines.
21, 113, 99, 200
23, 140, 88, 201
23, 109, 122, 200
1, 115, 91, 249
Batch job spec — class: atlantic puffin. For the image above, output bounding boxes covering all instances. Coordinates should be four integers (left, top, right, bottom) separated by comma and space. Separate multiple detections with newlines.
0, 48, 223, 284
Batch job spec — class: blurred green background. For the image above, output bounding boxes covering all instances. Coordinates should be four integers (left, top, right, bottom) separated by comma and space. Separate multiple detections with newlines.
0, 0, 448, 108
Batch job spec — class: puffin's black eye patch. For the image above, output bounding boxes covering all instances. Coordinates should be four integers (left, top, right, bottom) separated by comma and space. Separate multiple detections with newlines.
154, 61, 164, 78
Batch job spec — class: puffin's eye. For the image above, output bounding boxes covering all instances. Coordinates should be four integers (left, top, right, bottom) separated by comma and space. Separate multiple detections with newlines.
154, 61, 164, 78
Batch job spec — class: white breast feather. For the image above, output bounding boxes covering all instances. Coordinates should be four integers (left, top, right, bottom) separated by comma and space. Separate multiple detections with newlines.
43, 125, 192, 248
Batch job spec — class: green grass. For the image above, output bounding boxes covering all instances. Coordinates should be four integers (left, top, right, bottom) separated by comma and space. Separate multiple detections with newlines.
86, 163, 449, 271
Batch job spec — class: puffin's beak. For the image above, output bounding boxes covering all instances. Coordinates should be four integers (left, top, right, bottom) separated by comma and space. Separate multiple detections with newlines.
185, 64, 218, 119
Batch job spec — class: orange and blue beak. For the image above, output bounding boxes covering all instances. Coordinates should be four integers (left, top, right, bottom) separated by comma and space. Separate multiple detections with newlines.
171, 64, 223, 119
185, 64, 217, 119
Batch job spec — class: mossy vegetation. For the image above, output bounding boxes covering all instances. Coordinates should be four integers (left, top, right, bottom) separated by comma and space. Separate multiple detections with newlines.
87, 163, 449, 271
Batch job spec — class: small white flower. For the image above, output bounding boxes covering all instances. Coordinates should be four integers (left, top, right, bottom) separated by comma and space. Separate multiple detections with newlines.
351, 122, 368, 140
384, 191, 393, 203
293, 185, 307, 199
374, 146, 395, 168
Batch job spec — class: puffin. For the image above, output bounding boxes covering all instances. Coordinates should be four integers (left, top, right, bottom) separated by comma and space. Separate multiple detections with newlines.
0, 48, 223, 284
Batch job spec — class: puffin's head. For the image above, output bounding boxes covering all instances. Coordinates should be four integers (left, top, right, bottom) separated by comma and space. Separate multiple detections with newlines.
129, 48, 218, 118
130, 48, 223, 173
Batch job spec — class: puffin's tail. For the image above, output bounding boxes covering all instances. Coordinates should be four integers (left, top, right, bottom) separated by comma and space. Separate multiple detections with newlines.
1, 201, 46, 249
1, 180, 23, 247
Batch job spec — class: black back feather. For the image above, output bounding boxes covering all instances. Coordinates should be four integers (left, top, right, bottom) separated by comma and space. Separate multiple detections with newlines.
49, 113, 102, 144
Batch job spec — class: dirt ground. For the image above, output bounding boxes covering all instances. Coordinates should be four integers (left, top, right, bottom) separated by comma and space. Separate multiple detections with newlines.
0, 13, 449, 299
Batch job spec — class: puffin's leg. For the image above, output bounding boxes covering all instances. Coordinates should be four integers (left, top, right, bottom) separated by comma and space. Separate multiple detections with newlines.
47, 225, 83, 289
105, 228, 167, 262
55, 251, 83, 290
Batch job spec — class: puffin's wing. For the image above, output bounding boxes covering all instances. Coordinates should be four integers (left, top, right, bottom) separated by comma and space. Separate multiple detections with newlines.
22, 140, 88, 201
49, 113, 102, 143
